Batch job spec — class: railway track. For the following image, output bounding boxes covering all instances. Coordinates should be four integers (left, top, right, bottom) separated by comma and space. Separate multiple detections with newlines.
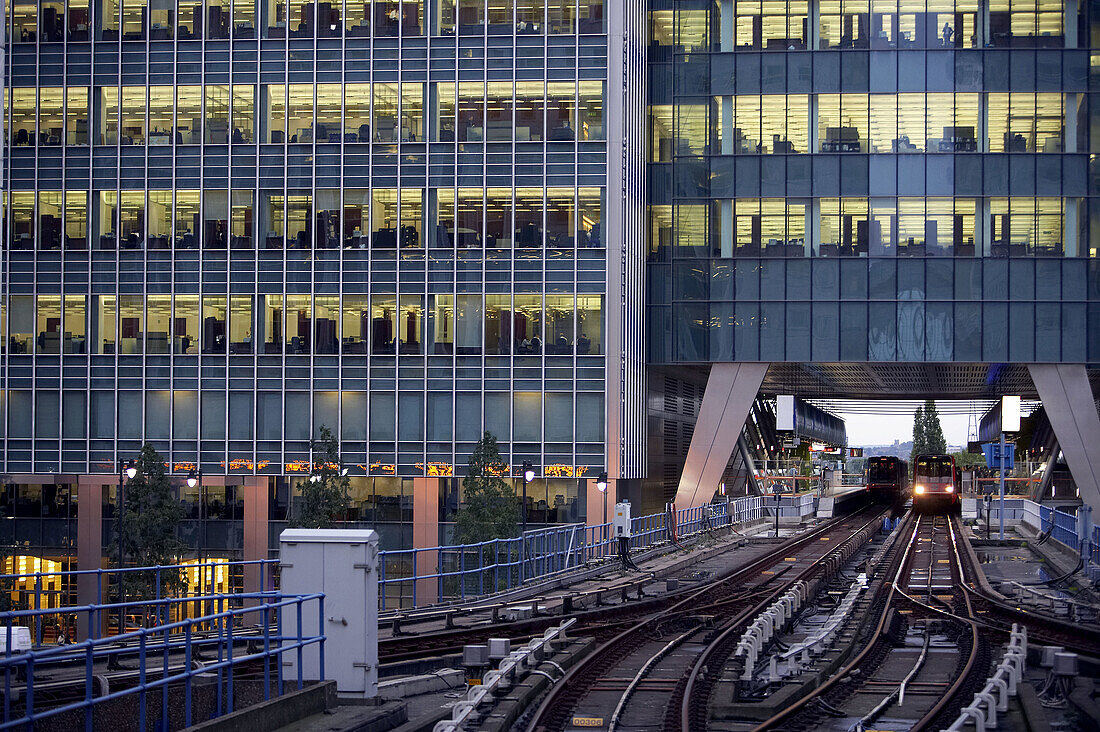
734, 513, 987, 732
525, 505, 889, 732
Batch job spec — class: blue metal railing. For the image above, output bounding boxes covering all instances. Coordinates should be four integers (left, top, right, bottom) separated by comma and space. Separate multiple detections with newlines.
1, 591, 324, 731
378, 497, 765, 609
0, 558, 278, 647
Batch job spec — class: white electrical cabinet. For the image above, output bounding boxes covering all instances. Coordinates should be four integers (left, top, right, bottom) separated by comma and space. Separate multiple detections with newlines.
279, 528, 379, 698
613, 501, 633, 538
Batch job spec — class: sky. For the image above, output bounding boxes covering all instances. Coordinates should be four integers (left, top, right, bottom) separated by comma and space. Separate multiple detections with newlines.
839, 412, 973, 449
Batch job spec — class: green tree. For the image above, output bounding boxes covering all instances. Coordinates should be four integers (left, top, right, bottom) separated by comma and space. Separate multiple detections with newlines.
923, 399, 947, 454
294, 425, 350, 529
951, 451, 987, 470
116, 444, 186, 607
455, 432, 519, 543
911, 404, 926, 463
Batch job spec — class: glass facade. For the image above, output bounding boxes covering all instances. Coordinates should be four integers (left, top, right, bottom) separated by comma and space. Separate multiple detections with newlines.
0, 0, 612, 501
648, 0, 1100, 364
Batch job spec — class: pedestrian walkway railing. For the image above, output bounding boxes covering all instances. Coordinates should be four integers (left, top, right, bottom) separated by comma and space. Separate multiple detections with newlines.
984, 497, 1097, 574
378, 496, 765, 609
0, 558, 278, 646
0, 591, 324, 731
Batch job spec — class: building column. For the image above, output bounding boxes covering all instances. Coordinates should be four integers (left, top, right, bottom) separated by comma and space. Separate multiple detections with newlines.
674, 363, 769, 508
76, 476, 104, 641
242, 477, 269, 601
411, 477, 438, 606
1028, 364, 1100, 516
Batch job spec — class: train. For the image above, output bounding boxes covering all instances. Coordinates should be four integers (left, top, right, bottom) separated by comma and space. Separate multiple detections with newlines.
912, 453, 960, 512
866, 456, 910, 504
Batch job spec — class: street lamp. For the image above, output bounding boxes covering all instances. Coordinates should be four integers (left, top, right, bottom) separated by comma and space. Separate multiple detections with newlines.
116, 458, 137, 635
521, 462, 534, 536
186, 469, 201, 489
596, 471, 609, 521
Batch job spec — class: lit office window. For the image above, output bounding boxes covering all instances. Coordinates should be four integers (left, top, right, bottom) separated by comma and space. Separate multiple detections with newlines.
7, 296, 34, 353
63, 295, 87, 354
731, 199, 805, 255
231, 191, 253, 248
514, 188, 544, 247
122, 0, 147, 39
818, 94, 868, 152
68, 0, 91, 38
373, 84, 399, 142
10, 89, 36, 147
546, 188, 575, 247
726, 0, 808, 50
149, 86, 175, 144
264, 0, 288, 37
316, 84, 342, 143
207, 0, 230, 37
260, 192, 285, 247
547, 82, 577, 141
234, 0, 257, 36
341, 295, 370, 353
175, 190, 200, 248
66, 87, 89, 145
517, 0, 543, 32
457, 82, 485, 141
119, 191, 145, 249
723, 95, 809, 154
483, 82, 515, 141
399, 296, 423, 354
455, 188, 484, 247
989, 0, 1063, 47
149, 0, 174, 37
676, 203, 709, 255
372, 295, 398, 353
346, 0, 370, 34
344, 84, 371, 142
38, 191, 62, 250
94, 295, 116, 354
576, 295, 602, 354
205, 87, 230, 143
650, 105, 674, 161
314, 296, 339, 354
262, 295, 284, 353
578, 81, 604, 140
203, 190, 229, 248
990, 197, 1064, 256
146, 296, 172, 354
819, 198, 868, 255
514, 294, 545, 353
434, 189, 456, 247
117, 295, 144, 355
427, 294, 454, 354
987, 93, 1065, 152
343, 189, 370, 247
9, 192, 34, 250
316, 189, 340, 247
286, 193, 312, 248
100, 0, 120, 38
266, 85, 287, 143
203, 296, 228, 353
36, 296, 62, 354
577, 188, 603, 247
401, 83, 425, 141
231, 85, 255, 143
96, 191, 118, 249
12, 0, 37, 41
174, 296, 200, 354
486, 187, 513, 248
545, 295, 575, 353
457, 0, 485, 31
121, 87, 146, 145
285, 295, 311, 354
579, 0, 602, 32
176, 86, 203, 144
675, 5, 707, 50
177, 0, 201, 38
287, 84, 314, 143
38, 88, 63, 146
64, 191, 88, 249
648, 204, 673, 260
229, 296, 254, 353
485, 294, 511, 354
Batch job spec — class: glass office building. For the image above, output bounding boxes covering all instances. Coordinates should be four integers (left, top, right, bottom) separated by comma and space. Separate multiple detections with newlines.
647, 0, 1100, 367
0, 0, 650, 588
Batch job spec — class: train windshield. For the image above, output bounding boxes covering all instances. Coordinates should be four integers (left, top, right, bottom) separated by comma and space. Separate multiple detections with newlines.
868, 461, 897, 482
916, 459, 952, 478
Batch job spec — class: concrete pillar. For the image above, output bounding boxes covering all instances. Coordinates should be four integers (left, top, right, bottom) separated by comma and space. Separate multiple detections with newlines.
76, 476, 105, 641
242, 476, 269, 603
674, 363, 769, 508
1028, 364, 1100, 516
411, 477, 438, 606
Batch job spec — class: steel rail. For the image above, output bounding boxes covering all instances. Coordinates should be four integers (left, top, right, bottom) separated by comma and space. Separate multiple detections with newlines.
525, 505, 888, 732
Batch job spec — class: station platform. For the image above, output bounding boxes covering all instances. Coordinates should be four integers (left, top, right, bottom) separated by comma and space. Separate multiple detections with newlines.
762, 483, 868, 522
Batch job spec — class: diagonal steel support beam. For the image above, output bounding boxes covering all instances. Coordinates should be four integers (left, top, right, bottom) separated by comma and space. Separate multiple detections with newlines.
674, 363, 769, 508
1028, 364, 1100, 516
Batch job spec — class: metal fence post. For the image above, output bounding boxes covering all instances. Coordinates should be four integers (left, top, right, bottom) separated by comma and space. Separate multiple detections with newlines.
227, 604, 235, 713
263, 604, 272, 701
318, 594, 326, 682
184, 623, 193, 727
34, 572, 42, 646
138, 632, 147, 732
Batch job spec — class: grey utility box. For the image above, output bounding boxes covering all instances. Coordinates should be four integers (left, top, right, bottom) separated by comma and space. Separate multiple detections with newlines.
279, 528, 379, 698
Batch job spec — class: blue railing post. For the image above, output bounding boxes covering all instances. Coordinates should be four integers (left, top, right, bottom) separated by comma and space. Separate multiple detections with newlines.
262, 604, 272, 701
162, 609, 170, 729
155, 565, 162, 629
411, 552, 417, 609
276, 597, 284, 695
25, 655, 35, 730
85, 639, 95, 732
5, 623, 12, 722
215, 596, 224, 717
318, 594, 326, 682
296, 599, 304, 690
138, 632, 147, 732
94, 569, 103, 640
184, 623, 193, 727
34, 571, 42, 646
227, 604, 235, 714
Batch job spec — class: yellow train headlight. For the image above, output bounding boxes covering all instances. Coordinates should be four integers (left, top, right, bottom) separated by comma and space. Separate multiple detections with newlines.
914, 485, 925, 494
945, 485, 954, 493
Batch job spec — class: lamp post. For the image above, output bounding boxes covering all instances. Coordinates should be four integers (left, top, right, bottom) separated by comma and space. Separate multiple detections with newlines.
774, 487, 781, 538
720, 481, 728, 525
116, 458, 137, 635
597, 472, 608, 550
521, 462, 535, 581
